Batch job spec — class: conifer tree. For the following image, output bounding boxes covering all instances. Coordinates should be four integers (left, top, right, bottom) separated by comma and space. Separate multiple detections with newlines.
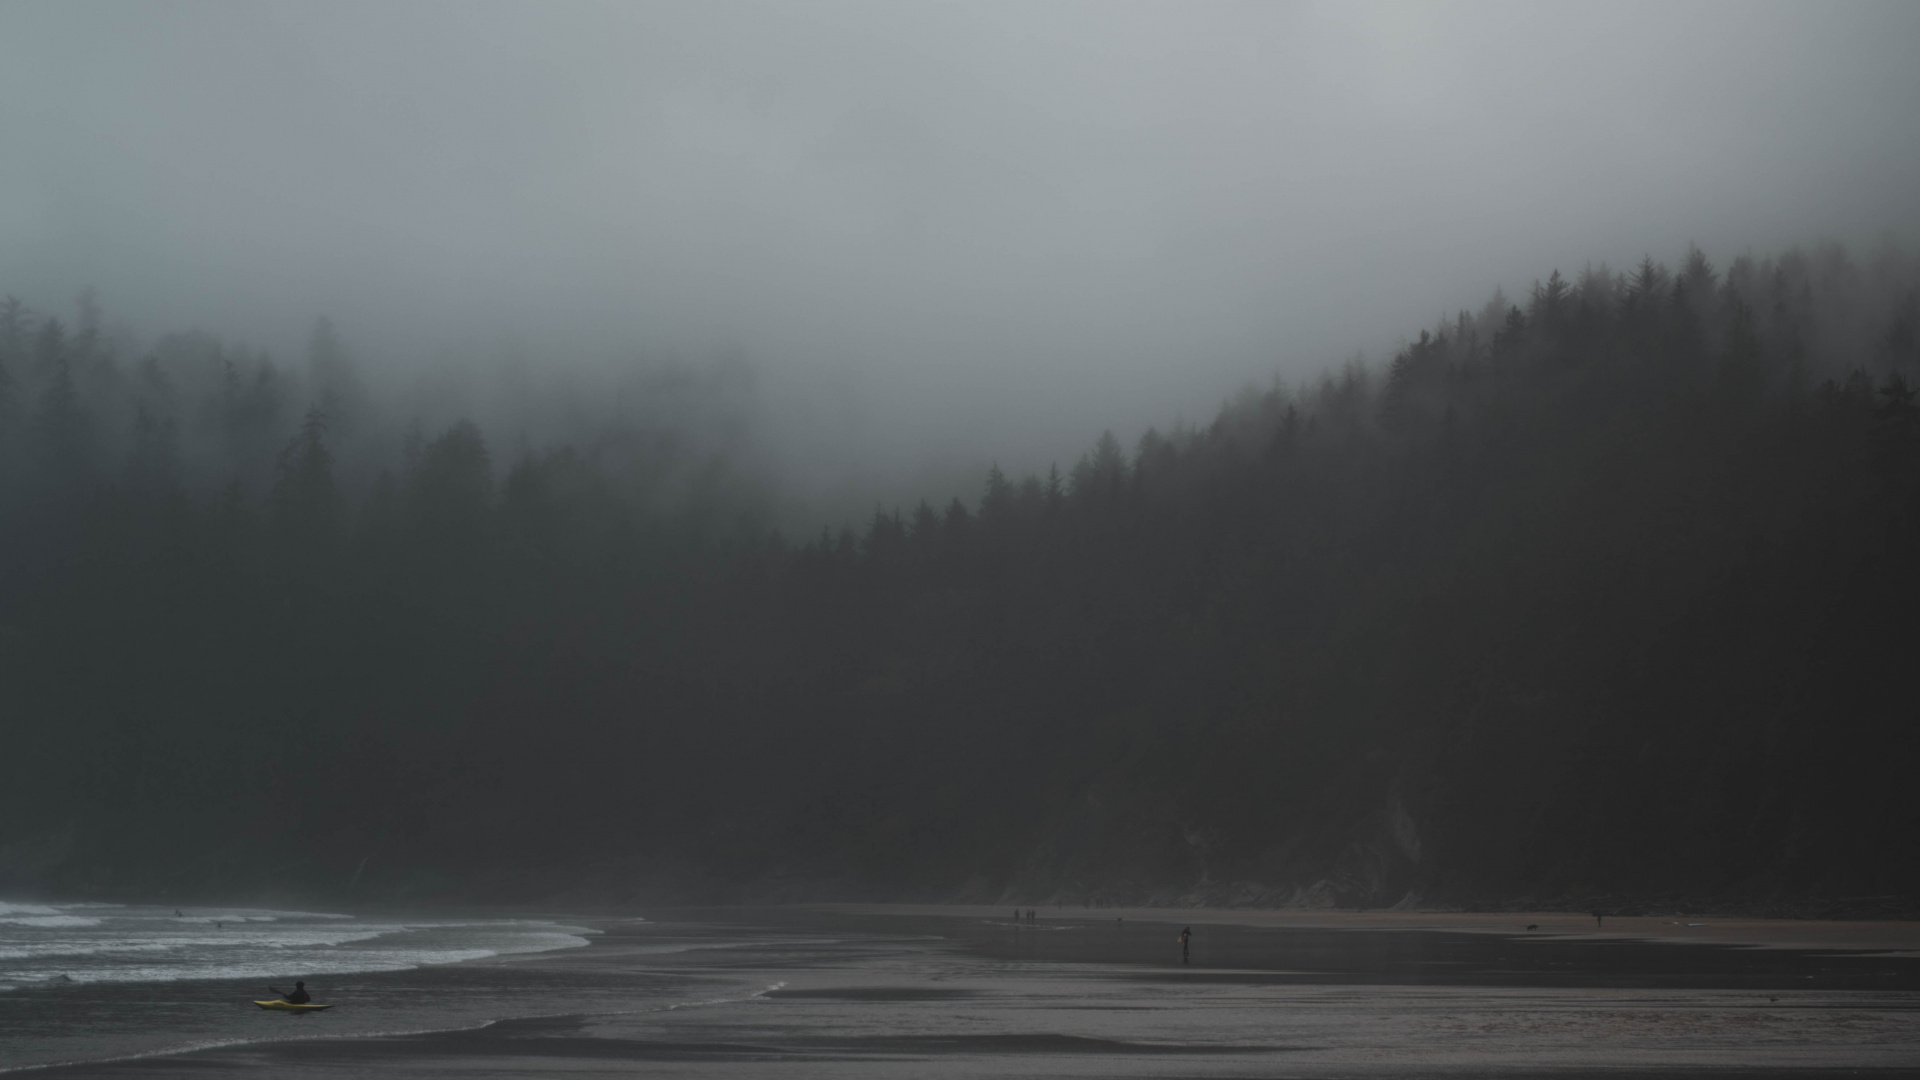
410, 419, 493, 542
32, 318, 91, 487
980, 463, 1013, 520
0, 296, 24, 421
909, 500, 941, 550
270, 407, 341, 544
1625, 256, 1669, 314
124, 403, 182, 496
306, 317, 369, 434
1530, 269, 1570, 330
1681, 244, 1718, 302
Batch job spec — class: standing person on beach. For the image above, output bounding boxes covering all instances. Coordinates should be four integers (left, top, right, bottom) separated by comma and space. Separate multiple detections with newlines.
1178, 926, 1191, 964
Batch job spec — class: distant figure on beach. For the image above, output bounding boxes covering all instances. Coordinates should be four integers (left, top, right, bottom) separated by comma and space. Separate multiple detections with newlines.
174, 909, 182, 917
269, 981, 310, 1004
1179, 926, 1191, 964
1594, 912, 1604, 929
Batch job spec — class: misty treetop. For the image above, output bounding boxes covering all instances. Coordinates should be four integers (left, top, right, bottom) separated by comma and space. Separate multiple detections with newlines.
2, 240, 1918, 910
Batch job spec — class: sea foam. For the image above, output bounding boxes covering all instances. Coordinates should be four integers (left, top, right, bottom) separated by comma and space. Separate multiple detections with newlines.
0, 900, 590, 992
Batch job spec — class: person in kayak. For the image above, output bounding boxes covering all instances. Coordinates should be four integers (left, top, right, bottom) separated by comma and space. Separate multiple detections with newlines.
269, 981, 311, 1004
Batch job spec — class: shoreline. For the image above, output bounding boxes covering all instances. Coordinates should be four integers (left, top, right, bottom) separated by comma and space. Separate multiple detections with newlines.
804, 903, 1920, 953
13, 904, 1920, 1077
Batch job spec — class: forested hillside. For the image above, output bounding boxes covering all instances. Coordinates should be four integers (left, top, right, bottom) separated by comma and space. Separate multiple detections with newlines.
3, 243, 1918, 913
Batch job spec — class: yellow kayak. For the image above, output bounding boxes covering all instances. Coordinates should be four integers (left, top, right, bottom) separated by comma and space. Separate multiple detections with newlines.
254, 1000, 333, 1011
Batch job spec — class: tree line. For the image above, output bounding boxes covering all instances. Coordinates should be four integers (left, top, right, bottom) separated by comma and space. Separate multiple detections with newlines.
2, 241, 1918, 911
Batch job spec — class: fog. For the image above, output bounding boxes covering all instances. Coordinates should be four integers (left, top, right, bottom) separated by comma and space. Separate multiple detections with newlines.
4, 0, 1918, 515
9, 0, 1920, 918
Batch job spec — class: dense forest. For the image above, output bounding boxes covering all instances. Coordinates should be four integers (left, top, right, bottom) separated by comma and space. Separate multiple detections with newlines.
3, 242, 1918, 915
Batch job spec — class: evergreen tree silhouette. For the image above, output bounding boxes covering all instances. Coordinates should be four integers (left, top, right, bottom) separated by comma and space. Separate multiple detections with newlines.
980, 463, 1013, 520
32, 318, 91, 488
270, 407, 341, 545
124, 403, 182, 496
306, 317, 369, 434
410, 420, 493, 541
0, 296, 24, 422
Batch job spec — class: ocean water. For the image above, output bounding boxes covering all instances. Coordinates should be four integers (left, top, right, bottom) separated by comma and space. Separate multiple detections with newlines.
0, 900, 590, 991
0, 899, 618, 1071
7, 904, 1920, 1077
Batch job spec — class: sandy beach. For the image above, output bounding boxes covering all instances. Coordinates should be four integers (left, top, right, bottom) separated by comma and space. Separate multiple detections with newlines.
819, 904, 1920, 953
12, 904, 1919, 1078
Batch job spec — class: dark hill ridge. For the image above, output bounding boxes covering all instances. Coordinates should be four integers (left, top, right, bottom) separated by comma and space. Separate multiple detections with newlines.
2, 243, 1918, 913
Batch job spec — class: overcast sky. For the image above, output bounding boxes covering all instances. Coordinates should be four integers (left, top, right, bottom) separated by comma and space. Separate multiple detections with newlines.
4, 0, 1918, 501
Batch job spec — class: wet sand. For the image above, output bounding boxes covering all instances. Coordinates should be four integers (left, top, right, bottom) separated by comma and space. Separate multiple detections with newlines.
21, 906, 1920, 1078
825, 903, 1920, 953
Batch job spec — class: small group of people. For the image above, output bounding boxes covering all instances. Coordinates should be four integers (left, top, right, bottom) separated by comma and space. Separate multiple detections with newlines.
1011, 909, 1038, 923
